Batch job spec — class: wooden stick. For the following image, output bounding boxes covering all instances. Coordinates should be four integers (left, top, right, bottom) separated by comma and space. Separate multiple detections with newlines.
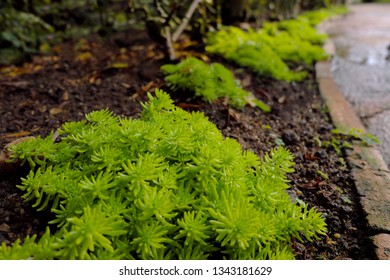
165, 26, 176, 60
172, 0, 202, 42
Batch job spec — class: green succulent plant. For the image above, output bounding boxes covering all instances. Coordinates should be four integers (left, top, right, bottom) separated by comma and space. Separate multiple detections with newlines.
2, 89, 326, 260
206, 6, 347, 82
161, 57, 270, 111
206, 26, 306, 82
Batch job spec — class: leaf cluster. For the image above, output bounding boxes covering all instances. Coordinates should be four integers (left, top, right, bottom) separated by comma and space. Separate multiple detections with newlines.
2, 90, 326, 260
297, 6, 348, 26
263, 19, 327, 46
206, 7, 346, 82
161, 57, 270, 111
206, 26, 306, 82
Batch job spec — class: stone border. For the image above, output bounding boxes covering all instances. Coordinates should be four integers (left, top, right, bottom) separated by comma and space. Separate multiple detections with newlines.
316, 40, 390, 259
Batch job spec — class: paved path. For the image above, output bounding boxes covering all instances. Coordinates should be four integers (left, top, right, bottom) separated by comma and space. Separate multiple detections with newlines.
320, 3, 390, 168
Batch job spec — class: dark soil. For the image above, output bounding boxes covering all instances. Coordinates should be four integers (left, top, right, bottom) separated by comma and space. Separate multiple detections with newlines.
0, 29, 377, 259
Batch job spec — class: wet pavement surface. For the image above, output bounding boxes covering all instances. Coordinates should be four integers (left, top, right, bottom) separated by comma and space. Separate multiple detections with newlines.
320, 3, 390, 168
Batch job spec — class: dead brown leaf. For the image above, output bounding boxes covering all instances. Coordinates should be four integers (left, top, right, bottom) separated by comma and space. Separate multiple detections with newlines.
278, 96, 286, 104
0, 223, 10, 232
0, 80, 30, 89
49, 107, 64, 115
1, 131, 32, 138
228, 108, 242, 121
240, 74, 252, 88
76, 52, 93, 62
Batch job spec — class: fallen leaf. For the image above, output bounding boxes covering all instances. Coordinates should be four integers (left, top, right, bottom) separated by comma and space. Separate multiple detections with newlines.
305, 153, 319, 160
130, 93, 139, 100
1, 131, 32, 138
326, 235, 337, 245
0, 223, 10, 232
228, 108, 241, 121
17, 100, 33, 108
177, 103, 202, 109
278, 96, 286, 103
121, 83, 131, 89
76, 52, 93, 62
50, 107, 64, 115
37, 104, 47, 113
62, 91, 70, 101
142, 81, 156, 92
0, 80, 29, 88
106, 62, 128, 69
95, 78, 102, 86
240, 74, 252, 87
131, 45, 144, 51
89, 74, 101, 85
136, 80, 164, 96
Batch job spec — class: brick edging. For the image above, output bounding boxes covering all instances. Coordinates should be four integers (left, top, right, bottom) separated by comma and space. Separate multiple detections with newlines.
315, 50, 390, 259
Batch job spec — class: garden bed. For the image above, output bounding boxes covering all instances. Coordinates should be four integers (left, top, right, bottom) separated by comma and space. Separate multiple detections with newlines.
0, 29, 376, 259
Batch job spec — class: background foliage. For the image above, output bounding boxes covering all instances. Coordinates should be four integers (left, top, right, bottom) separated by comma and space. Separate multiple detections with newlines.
1, 0, 346, 64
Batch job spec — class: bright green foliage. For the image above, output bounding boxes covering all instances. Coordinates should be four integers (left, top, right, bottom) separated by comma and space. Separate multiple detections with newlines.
298, 6, 349, 26
2, 89, 326, 260
256, 29, 328, 65
206, 6, 347, 82
161, 57, 270, 111
263, 19, 327, 45
206, 27, 306, 82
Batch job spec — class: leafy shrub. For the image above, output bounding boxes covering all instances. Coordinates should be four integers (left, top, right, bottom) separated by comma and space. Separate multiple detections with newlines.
206, 26, 306, 82
161, 57, 270, 111
298, 6, 348, 26
263, 19, 327, 45
1, 90, 326, 260
256, 29, 328, 65
206, 6, 347, 82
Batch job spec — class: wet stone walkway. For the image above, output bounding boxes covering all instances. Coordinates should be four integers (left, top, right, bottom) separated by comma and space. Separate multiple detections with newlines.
321, 3, 390, 168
